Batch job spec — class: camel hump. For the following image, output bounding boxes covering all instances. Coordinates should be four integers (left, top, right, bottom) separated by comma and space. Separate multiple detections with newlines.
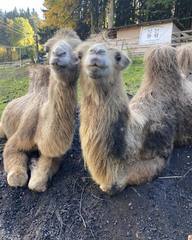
145, 45, 179, 76
28, 65, 50, 92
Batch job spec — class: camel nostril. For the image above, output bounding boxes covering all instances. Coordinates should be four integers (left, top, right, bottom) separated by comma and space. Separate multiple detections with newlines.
90, 58, 99, 67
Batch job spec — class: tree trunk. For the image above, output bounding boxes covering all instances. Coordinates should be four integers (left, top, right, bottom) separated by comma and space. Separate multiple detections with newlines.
106, 0, 114, 29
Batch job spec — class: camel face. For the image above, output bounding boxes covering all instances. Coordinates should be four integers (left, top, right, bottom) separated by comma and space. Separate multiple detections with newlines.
177, 44, 192, 81
82, 43, 130, 81
50, 40, 79, 72
83, 43, 111, 79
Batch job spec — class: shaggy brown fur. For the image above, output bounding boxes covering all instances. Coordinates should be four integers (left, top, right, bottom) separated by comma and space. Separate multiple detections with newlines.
0, 29, 81, 191
78, 43, 192, 195
177, 44, 192, 81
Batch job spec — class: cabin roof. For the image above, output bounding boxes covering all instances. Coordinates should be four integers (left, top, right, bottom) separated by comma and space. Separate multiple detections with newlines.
113, 18, 184, 31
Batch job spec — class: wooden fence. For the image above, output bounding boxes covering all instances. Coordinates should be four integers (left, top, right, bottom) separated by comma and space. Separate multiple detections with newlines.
90, 30, 192, 57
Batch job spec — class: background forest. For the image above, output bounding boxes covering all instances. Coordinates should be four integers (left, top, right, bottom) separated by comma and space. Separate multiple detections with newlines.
0, 0, 191, 62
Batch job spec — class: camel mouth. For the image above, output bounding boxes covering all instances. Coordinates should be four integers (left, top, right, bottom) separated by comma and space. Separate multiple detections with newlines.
52, 63, 67, 69
88, 64, 108, 70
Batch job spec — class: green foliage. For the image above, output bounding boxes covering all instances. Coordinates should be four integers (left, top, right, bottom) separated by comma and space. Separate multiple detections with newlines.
43, 0, 77, 28
10, 17, 35, 47
0, 8, 39, 62
41, 0, 108, 39
41, 0, 192, 39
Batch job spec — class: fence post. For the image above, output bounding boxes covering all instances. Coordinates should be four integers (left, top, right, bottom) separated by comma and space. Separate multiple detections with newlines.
19, 48, 22, 67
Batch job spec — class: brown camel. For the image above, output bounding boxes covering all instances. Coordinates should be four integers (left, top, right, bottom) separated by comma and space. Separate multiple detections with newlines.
78, 43, 192, 195
0, 29, 81, 192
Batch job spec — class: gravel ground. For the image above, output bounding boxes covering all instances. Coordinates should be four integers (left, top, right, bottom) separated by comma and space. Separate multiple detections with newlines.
0, 118, 192, 240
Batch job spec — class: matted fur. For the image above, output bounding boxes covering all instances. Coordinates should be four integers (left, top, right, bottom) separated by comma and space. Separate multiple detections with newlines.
177, 44, 192, 81
79, 44, 192, 195
0, 30, 81, 192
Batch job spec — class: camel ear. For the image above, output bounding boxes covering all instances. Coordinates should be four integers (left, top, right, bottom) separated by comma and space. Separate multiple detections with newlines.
44, 45, 50, 53
75, 41, 93, 61
77, 50, 83, 60
114, 51, 131, 70
44, 39, 55, 53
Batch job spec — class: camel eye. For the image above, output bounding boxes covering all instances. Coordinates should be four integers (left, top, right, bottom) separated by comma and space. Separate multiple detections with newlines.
98, 49, 106, 55
115, 52, 121, 62
78, 51, 83, 59
45, 46, 49, 53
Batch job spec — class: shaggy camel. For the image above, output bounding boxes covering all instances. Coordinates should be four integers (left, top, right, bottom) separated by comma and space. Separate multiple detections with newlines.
0, 29, 81, 192
78, 43, 192, 195
177, 44, 192, 81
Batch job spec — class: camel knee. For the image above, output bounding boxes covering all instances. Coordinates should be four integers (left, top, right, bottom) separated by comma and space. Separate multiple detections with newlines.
127, 157, 166, 185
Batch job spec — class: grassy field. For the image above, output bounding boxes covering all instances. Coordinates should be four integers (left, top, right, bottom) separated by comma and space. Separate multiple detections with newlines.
123, 57, 144, 94
0, 67, 29, 116
0, 58, 144, 116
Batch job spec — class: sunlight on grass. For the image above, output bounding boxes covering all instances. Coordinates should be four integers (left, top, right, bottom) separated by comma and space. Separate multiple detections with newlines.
0, 67, 29, 116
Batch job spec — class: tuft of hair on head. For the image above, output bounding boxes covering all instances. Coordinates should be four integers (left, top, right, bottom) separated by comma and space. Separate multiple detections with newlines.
75, 41, 100, 60
144, 45, 179, 79
44, 28, 82, 52
177, 44, 192, 76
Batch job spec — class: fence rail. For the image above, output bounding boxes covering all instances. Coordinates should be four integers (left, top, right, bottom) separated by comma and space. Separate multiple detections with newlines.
0, 59, 31, 68
90, 29, 192, 56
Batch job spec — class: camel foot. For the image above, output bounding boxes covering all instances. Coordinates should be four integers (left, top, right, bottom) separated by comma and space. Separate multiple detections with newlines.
28, 176, 47, 192
7, 169, 28, 187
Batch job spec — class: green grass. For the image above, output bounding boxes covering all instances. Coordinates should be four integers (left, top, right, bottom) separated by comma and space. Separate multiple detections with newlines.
123, 56, 144, 95
0, 67, 29, 116
0, 57, 144, 116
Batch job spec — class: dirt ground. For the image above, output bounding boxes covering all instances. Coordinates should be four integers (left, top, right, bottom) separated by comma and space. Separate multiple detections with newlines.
0, 117, 192, 240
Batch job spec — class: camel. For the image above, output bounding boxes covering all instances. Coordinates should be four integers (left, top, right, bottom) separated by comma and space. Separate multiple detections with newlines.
177, 44, 192, 81
78, 43, 192, 195
0, 29, 81, 192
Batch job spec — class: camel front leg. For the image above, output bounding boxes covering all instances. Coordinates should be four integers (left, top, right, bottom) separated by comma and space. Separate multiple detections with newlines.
3, 136, 29, 187
28, 155, 61, 192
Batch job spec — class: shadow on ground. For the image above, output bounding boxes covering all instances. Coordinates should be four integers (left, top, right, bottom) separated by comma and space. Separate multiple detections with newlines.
0, 118, 192, 240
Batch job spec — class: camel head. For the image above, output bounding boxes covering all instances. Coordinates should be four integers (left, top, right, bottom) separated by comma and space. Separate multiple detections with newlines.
45, 29, 81, 82
78, 43, 130, 88
49, 40, 79, 72
177, 44, 192, 81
